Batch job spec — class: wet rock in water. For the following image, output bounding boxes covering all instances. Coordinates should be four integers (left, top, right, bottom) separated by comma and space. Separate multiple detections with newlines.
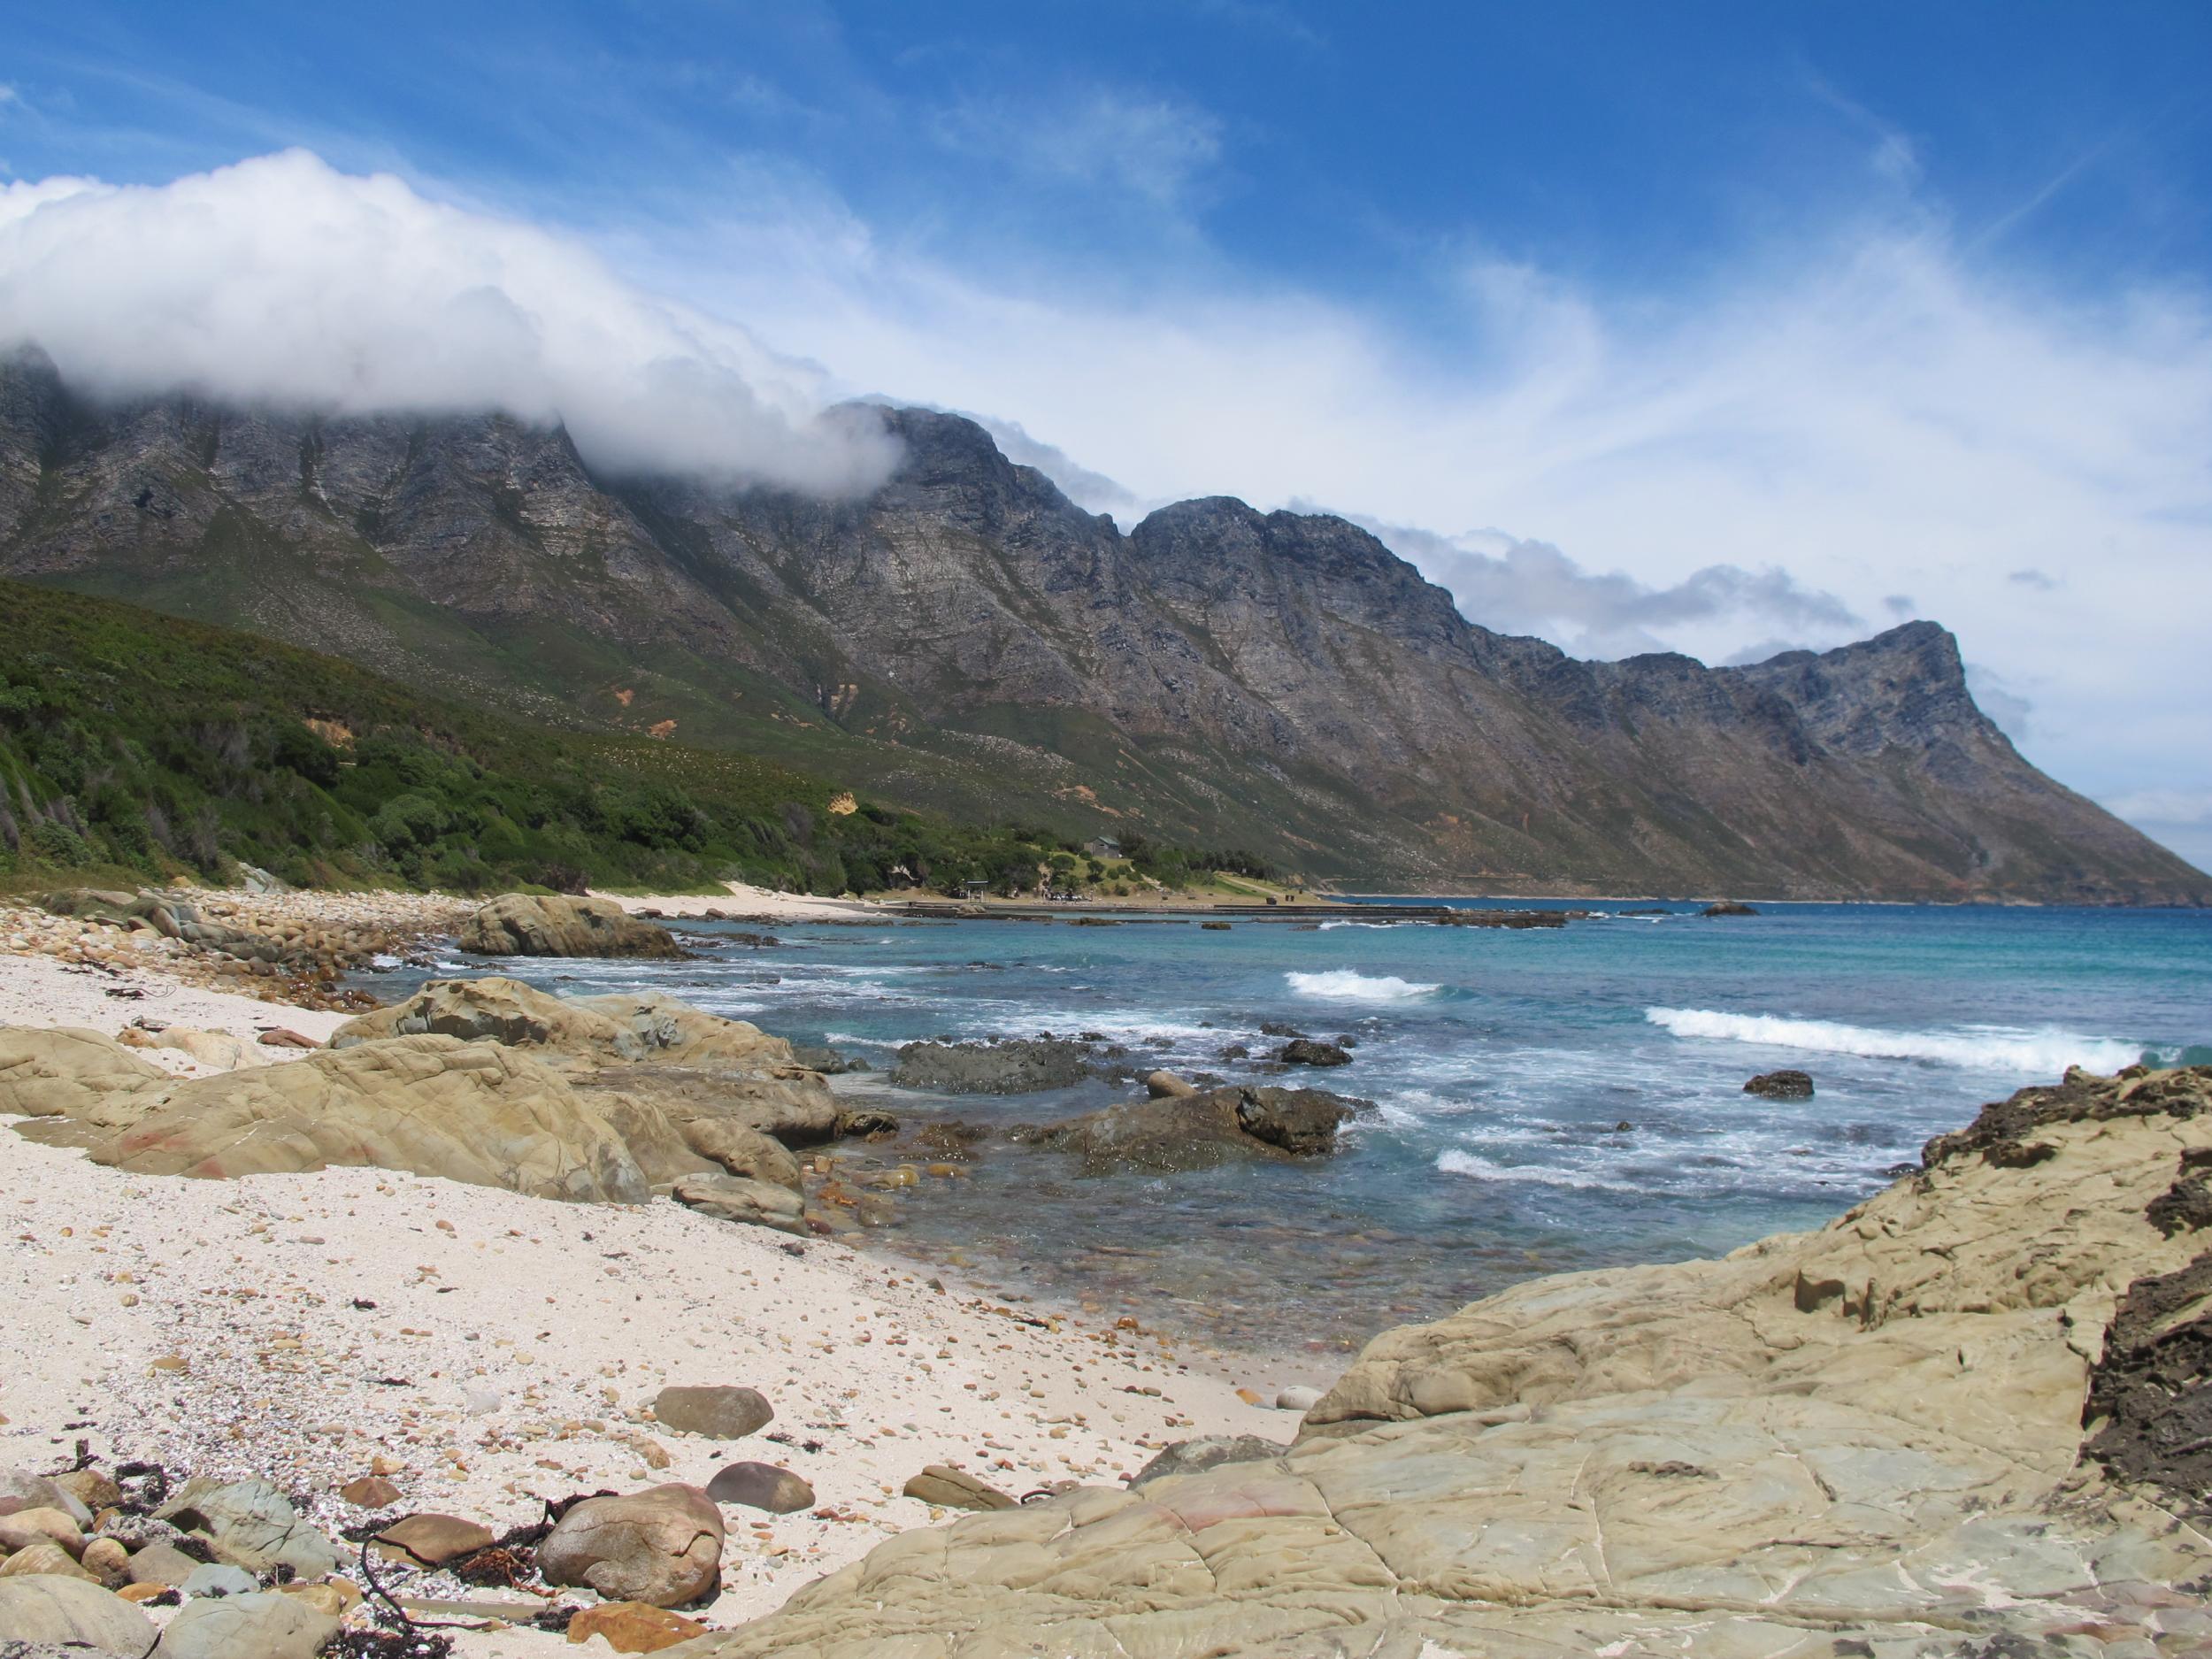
684, 1120, 803, 1191
457, 893, 686, 959
565, 1601, 708, 1653
902, 1467, 1014, 1511
789, 1044, 865, 1074
1278, 1039, 1351, 1068
1145, 1071, 1197, 1099
833, 1108, 900, 1139
1258, 1021, 1310, 1040
672, 1172, 805, 1233
1026, 1086, 1369, 1174
537, 1484, 724, 1609
0, 1575, 157, 1649
1743, 1069, 1815, 1100
336, 1476, 399, 1509
653, 1385, 774, 1440
1127, 1435, 1289, 1488
1219, 1042, 1250, 1061
1201, 920, 1232, 931
1701, 900, 1759, 917
888, 1039, 1102, 1094
150, 1588, 337, 1659
154, 1479, 334, 1579
705, 1463, 815, 1514
371, 1513, 495, 1567
914, 1121, 989, 1158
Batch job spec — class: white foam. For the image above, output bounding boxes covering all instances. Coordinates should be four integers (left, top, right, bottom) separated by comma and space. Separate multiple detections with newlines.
1645, 1007, 2142, 1075
1286, 969, 1441, 1002
1434, 1149, 1627, 1191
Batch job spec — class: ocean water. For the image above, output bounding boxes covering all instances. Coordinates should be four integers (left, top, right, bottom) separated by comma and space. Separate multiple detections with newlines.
399, 901, 2212, 1357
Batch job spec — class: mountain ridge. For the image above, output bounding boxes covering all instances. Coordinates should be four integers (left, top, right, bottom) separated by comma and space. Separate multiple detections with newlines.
1, 352, 2201, 903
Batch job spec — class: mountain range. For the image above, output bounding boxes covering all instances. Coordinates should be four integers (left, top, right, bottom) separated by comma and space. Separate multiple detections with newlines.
1, 349, 2201, 903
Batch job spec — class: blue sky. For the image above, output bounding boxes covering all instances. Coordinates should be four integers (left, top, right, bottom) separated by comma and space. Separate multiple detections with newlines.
4, 3, 2211, 862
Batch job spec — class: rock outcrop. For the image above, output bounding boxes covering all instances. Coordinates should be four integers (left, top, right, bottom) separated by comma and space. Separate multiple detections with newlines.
1017, 1086, 1367, 1173
666, 1065, 2212, 1657
457, 893, 684, 959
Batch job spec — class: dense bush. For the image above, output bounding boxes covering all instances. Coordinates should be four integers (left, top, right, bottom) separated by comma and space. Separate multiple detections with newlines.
0, 580, 1086, 897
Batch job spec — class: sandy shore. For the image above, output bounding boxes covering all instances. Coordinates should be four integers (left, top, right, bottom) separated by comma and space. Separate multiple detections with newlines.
595, 882, 891, 924
0, 905, 1291, 1652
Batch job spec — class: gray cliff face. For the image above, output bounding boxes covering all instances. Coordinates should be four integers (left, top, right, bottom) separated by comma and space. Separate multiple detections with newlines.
0, 356, 2200, 902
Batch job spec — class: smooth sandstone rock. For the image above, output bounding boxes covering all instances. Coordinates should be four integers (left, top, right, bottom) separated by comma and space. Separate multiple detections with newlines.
371, 1513, 494, 1567
333, 978, 792, 1071
457, 894, 684, 960
0, 1548, 91, 1583
672, 1066, 2212, 1659
682, 1120, 802, 1191
537, 1485, 723, 1609
122, 1543, 198, 1588
0, 1513, 80, 1559
704, 1463, 814, 1515
1143, 1070, 1197, 1099
0, 1029, 171, 1133
0, 1478, 88, 1529
74, 1540, 126, 1586
178, 1563, 256, 1598
0, 1575, 157, 1649
564, 1601, 707, 1653
337, 1476, 400, 1509
900, 1467, 1014, 1511
151, 1588, 338, 1659
652, 1386, 773, 1440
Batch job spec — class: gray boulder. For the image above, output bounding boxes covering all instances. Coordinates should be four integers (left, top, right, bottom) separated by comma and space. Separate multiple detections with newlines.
888, 1040, 1101, 1094
653, 1386, 774, 1440
152, 1589, 337, 1658
156, 1478, 335, 1579
1128, 1435, 1288, 1487
1020, 1086, 1368, 1174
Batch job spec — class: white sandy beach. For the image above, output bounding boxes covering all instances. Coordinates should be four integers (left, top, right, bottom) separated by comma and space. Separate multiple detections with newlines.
0, 895, 1289, 1653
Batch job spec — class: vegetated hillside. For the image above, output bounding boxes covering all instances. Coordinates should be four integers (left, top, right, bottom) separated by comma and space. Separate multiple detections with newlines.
0, 579, 1106, 896
3, 349, 2203, 902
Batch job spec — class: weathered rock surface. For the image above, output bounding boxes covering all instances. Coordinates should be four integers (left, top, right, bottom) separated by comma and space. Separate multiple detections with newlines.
155, 1478, 335, 1579
1127, 1435, 1287, 1488
458, 893, 685, 958
667, 1065, 2212, 1658
538, 1484, 724, 1608
652, 1386, 773, 1440
0, 1028, 171, 1130
888, 1039, 1102, 1094
333, 978, 792, 1071
1743, 1067, 1814, 1099
93, 1035, 649, 1202
1019, 1086, 1367, 1174
682, 1121, 802, 1191
671, 1172, 804, 1233
0, 1577, 156, 1650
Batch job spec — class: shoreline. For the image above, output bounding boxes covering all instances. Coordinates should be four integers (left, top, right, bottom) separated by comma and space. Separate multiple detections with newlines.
0, 887, 1302, 1652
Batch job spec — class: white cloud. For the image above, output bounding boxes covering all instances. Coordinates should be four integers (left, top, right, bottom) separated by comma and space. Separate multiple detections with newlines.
929, 88, 1223, 208
0, 150, 900, 494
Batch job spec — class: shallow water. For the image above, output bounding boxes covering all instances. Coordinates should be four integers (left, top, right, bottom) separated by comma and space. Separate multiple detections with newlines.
386, 899, 2212, 1355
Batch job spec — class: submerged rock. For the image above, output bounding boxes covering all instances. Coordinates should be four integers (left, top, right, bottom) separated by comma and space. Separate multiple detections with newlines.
1020, 1086, 1368, 1174
888, 1039, 1103, 1094
1278, 1039, 1351, 1068
1743, 1069, 1815, 1100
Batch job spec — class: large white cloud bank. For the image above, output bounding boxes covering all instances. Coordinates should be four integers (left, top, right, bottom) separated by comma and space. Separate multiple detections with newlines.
0, 150, 899, 495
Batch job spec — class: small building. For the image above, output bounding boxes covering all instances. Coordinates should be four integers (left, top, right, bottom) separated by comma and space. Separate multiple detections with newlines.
958, 879, 991, 899
1084, 836, 1123, 860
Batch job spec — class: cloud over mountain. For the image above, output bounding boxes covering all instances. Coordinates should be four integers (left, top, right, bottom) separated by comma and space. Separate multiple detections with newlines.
0, 150, 901, 495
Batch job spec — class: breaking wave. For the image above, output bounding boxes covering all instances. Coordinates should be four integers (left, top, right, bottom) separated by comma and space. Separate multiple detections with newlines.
1644, 1007, 2142, 1074
1286, 970, 1441, 1002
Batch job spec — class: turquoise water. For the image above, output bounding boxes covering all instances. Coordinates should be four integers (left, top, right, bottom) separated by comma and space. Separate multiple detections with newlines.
409, 901, 2211, 1355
